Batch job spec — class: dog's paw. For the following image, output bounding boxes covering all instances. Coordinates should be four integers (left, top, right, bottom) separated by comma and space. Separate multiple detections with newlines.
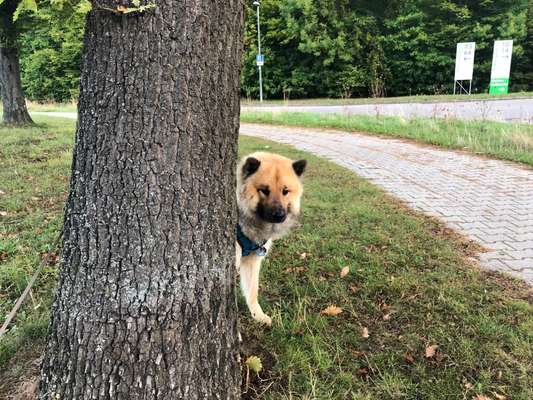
253, 312, 272, 327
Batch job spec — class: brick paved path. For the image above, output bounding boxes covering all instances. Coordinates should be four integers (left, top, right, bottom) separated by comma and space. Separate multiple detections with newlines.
241, 123, 533, 284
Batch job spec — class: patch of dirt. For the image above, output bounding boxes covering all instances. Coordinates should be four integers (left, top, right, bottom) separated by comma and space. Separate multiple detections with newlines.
0, 343, 43, 400
480, 270, 533, 303
240, 324, 281, 400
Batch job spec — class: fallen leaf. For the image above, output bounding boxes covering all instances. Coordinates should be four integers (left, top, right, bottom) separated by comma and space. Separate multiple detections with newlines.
472, 395, 492, 400
0, 189, 5, 195
383, 313, 391, 321
284, 267, 306, 274
0, 211, 8, 217
493, 394, 506, 400
340, 266, 349, 278
361, 327, 369, 338
31, 196, 40, 201
356, 367, 368, 376
403, 352, 415, 363
299, 252, 307, 259
425, 344, 438, 358
348, 349, 366, 358
245, 355, 263, 374
319, 305, 343, 316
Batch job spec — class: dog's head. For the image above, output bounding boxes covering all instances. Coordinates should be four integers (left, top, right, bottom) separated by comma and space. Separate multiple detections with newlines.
237, 152, 306, 225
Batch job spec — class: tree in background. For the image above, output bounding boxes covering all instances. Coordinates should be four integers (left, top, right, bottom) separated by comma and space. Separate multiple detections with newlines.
13, 0, 533, 101
0, 0, 34, 124
19, 2, 87, 102
522, 0, 533, 88
39, 0, 244, 398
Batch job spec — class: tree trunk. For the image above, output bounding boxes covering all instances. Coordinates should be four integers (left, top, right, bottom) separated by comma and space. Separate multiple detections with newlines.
39, 2, 244, 399
0, 0, 33, 125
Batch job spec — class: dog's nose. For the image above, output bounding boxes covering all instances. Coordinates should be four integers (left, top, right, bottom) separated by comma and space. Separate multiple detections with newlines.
270, 207, 286, 222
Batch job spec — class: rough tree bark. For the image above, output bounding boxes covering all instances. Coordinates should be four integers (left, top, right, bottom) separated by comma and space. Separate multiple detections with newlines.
39, 1, 244, 399
0, 0, 34, 125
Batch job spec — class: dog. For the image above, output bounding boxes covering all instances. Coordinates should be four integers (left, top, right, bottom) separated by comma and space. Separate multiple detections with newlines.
236, 152, 307, 326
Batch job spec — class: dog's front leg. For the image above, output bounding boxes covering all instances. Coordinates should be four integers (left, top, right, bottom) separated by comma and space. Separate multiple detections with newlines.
240, 255, 272, 326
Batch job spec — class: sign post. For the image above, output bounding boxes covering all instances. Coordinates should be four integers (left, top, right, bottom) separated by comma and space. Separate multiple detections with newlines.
489, 40, 513, 95
454, 42, 476, 95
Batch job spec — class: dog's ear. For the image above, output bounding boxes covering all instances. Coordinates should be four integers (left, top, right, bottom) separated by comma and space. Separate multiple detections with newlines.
292, 159, 307, 177
242, 157, 261, 178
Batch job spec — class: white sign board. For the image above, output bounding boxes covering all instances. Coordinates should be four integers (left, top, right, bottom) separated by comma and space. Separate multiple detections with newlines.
490, 40, 513, 79
454, 42, 476, 80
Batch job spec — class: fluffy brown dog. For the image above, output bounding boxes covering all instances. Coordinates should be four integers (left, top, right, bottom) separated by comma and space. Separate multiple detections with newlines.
236, 152, 306, 325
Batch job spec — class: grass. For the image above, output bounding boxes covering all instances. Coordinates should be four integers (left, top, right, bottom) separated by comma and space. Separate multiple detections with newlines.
241, 92, 533, 107
241, 111, 533, 167
1, 118, 532, 399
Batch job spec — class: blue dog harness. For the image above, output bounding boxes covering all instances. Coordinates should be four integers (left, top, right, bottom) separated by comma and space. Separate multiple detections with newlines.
236, 224, 267, 257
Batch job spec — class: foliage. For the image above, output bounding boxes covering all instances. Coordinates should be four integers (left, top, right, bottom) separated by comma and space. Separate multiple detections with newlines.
241, 0, 532, 98
11, 0, 533, 100
19, 2, 88, 102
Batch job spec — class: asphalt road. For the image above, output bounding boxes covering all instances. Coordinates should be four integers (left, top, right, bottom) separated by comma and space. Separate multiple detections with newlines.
244, 98, 533, 123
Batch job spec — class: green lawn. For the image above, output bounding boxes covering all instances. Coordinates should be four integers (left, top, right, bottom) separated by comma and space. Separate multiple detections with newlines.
241, 111, 533, 167
1, 118, 532, 399
242, 92, 533, 107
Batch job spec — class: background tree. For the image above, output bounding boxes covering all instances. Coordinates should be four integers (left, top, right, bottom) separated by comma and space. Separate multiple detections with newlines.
19, 1, 88, 102
39, 0, 244, 399
0, 0, 34, 124
13, 0, 533, 101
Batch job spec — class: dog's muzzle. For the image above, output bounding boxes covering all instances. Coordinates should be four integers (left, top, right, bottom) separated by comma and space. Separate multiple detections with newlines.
258, 203, 287, 223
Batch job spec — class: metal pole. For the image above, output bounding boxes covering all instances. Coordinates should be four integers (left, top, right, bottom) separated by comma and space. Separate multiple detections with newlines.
256, 4, 263, 102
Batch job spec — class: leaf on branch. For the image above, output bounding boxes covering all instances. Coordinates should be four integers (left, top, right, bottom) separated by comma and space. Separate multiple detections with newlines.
13, 0, 38, 21
115, 3, 156, 14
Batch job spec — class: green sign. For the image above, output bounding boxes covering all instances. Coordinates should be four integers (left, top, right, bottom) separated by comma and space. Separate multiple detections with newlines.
489, 77, 509, 94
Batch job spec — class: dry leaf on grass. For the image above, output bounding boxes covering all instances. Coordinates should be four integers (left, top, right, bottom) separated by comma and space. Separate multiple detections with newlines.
403, 352, 415, 363
472, 395, 492, 400
340, 266, 349, 278
425, 344, 438, 358
493, 394, 506, 400
299, 252, 307, 259
319, 305, 343, 316
361, 327, 369, 338
0, 211, 8, 217
383, 313, 391, 321
284, 267, 306, 274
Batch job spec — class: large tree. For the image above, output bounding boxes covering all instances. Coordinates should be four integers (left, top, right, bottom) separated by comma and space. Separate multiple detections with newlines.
0, 0, 33, 124
39, 1, 244, 399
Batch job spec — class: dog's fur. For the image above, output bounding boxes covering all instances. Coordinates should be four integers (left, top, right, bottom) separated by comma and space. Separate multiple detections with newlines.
236, 152, 306, 325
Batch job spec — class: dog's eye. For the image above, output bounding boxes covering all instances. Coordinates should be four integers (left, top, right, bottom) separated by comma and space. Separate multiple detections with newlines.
282, 188, 290, 196
258, 188, 270, 196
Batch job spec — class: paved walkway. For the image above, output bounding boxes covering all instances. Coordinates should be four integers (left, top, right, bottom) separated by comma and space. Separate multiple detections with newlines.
241, 123, 533, 284
245, 98, 533, 124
